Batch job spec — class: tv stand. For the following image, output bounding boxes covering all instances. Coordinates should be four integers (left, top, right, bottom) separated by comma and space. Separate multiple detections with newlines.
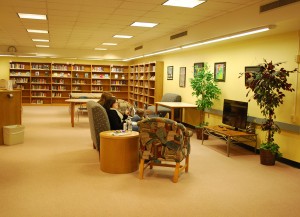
202, 126, 257, 157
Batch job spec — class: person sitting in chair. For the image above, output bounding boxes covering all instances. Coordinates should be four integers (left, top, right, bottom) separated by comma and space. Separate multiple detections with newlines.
103, 96, 140, 131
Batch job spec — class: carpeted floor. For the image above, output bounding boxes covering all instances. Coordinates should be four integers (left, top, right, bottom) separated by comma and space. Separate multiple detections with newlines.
1, 106, 300, 217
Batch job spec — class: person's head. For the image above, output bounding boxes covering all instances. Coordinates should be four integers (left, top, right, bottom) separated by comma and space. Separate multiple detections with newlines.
103, 96, 118, 110
98, 92, 113, 106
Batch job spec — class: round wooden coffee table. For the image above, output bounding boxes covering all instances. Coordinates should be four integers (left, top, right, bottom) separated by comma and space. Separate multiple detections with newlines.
100, 131, 139, 174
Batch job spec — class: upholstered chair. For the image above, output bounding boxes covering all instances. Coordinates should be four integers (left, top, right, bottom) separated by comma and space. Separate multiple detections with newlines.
147, 93, 181, 119
137, 117, 193, 183
87, 101, 110, 151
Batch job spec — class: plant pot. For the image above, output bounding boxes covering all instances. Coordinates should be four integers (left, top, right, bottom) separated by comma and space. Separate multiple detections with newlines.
196, 128, 208, 140
260, 149, 276, 166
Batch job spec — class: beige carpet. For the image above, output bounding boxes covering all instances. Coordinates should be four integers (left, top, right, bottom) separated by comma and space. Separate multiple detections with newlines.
1, 106, 300, 217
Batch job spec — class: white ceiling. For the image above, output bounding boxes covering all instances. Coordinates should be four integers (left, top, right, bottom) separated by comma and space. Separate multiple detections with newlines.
0, 0, 299, 60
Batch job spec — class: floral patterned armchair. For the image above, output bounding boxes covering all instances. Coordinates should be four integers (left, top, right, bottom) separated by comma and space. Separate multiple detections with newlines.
137, 117, 193, 183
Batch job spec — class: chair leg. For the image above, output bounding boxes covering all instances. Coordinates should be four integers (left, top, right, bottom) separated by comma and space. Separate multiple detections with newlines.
173, 162, 180, 183
185, 155, 189, 172
139, 159, 145, 180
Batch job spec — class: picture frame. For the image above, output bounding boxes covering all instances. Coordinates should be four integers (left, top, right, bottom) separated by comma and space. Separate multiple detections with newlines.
244, 66, 261, 87
194, 62, 204, 77
214, 62, 226, 82
179, 67, 186, 87
167, 66, 173, 80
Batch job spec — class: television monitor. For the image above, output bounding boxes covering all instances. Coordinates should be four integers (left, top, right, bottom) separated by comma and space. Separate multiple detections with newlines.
222, 99, 248, 130
244, 66, 261, 87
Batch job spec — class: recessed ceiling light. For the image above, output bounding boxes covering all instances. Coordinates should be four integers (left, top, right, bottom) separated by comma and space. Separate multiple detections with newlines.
18, 13, 47, 20
163, 0, 206, 8
32, 39, 49, 42
36, 45, 49, 48
27, 29, 48, 34
131, 22, 158, 28
95, 48, 107, 50
102, 43, 117, 46
113, 35, 133, 39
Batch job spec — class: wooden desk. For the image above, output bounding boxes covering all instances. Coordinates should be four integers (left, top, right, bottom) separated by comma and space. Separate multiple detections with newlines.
65, 98, 99, 127
100, 131, 139, 174
155, 102, 197, 121
202, 126, 257, 157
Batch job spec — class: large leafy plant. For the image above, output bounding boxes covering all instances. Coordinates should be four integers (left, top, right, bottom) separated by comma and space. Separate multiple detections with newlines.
190, 63, 221, 125
244, 59, 296, 155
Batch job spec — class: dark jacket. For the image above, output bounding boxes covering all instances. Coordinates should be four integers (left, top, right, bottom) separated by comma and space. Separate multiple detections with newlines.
106, 109, 128, 130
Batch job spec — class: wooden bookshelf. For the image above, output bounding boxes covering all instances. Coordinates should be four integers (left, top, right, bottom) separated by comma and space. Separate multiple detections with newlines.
9, 62, 129, 105
128, 61, 163, 109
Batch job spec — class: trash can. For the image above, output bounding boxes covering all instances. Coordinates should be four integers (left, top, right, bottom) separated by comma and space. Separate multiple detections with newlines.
3, 125, 25, 145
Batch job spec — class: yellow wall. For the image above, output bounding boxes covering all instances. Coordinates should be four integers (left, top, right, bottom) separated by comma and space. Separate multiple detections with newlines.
1, 31, 300, 163
152, 31, 300, 163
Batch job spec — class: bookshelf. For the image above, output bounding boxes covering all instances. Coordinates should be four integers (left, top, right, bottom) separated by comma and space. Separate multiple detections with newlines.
128, 61, 163, 109
9, 62, 129, 105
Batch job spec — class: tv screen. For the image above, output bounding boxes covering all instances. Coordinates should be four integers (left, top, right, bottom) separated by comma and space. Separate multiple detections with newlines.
222, 99, 248, 130
244, 66, 261, 87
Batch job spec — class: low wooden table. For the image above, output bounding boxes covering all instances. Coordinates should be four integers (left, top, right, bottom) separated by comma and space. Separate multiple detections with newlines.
202, 126, 257, 157
100, 131, 139, 174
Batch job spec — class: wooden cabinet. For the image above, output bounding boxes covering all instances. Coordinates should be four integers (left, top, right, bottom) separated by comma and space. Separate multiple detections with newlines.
0, 90, 22, 145
128, 61, 163, 108
9, 62, 129, 105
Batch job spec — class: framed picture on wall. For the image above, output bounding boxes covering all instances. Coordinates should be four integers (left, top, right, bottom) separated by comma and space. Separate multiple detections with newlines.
214, 62, 226, 82
244, 66, 261, 87
194, 62, 204, 77
167, 66, 173, 80
179, 67, 186, 87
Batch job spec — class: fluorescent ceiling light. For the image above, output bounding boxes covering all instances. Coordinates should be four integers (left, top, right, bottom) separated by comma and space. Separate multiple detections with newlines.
144, 47, 181, 57
32, 39, 49, 42
123, 56, 144, 61
131, 22, 158, 28
95, 48, 107, 50
18, 13, 47, 20
36, 45, 49, 48
182, 27, 271, 49
102, 43, 117, 46
163, 0, 205, 8
113, 35, 133, 39
0, 54, 15, 57
27, 29, 48, 34
18, 55, 44, 58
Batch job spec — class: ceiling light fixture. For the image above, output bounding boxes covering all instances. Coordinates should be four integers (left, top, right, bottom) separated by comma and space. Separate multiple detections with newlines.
123, 25, 273, 61
131, 22, 158, 28
0, 54, 15, 57
102, 43, 117, 46
36, 45, 49, 48
163, 0, 206, 8
182, 26, 271, 49
95, 48, 107, 50
144, 47, 181, 57
27, 29, 48, 34
33, 39, 49, 42
123, 56, 144, 61
18, 13, 47, 20
113, 35, 133, 39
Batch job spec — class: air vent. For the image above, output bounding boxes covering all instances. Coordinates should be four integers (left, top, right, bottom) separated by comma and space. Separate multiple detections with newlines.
134, 45, 143, 51
170, 31, 187, 40
260, 0, 300, 13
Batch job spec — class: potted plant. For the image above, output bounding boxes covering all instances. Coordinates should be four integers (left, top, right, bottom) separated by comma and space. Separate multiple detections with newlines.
244, 59, 296, 165
190, 63, 221, 139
